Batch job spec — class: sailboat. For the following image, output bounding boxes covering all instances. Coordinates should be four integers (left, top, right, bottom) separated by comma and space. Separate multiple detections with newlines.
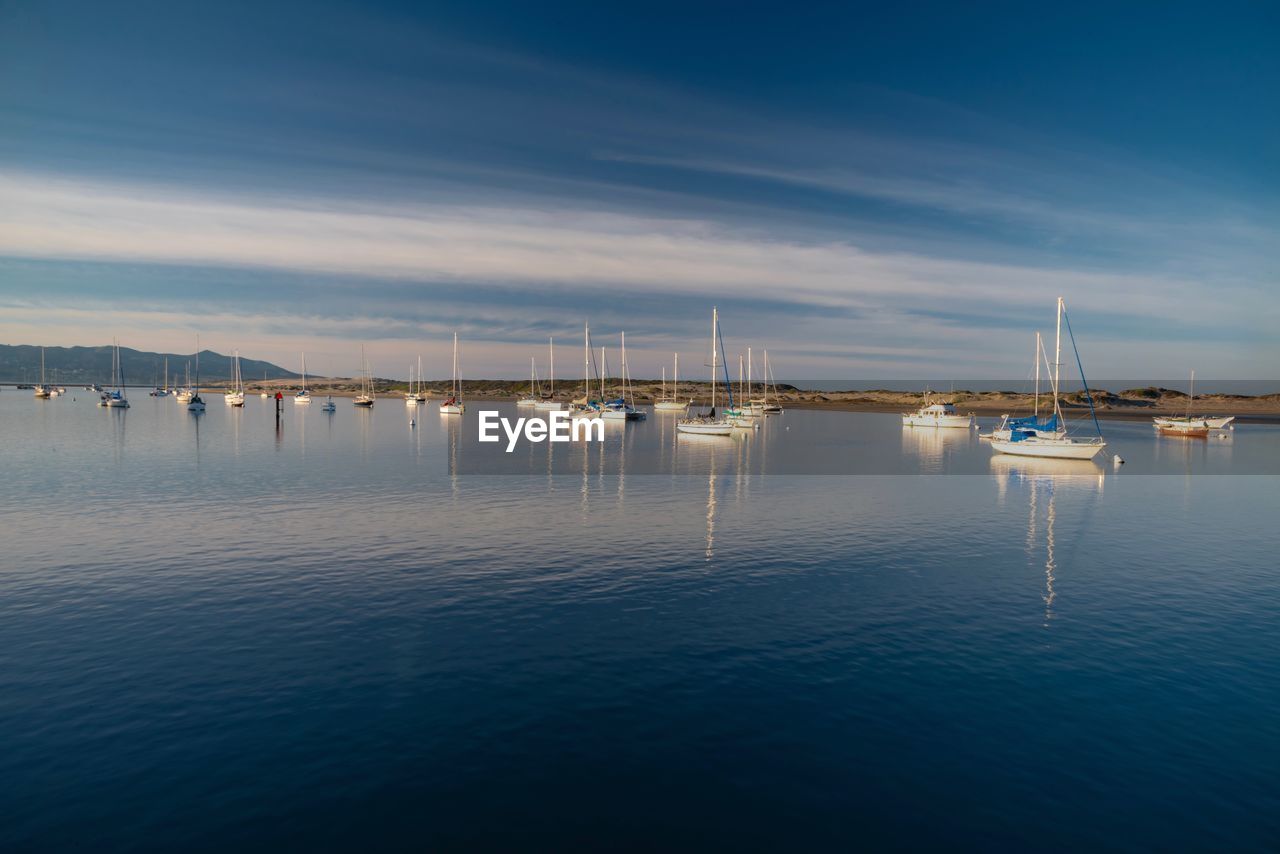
759, 350, 783, 414
187, 338, 206, 411
1153, 371, 1211, 437
677, 307, 735, 436
729, 355, 757, 428
439, 333, 464, 414
989, 298, 1106, 460
353, 346, 375, 407
983, 332, 1065, 441
404, 361, 420, 405
654, 353, 691, 411
176, 361, 194, 404
413, 355, 429, 403
101, 338, 131, 407
150, 357, 170, 396
295, 353, 312, 404
33, 346, 51, 398
600, 332, 645, 420
224, 350, 245, 406
517, 357, 540, 407
535, 337, 563, 410
569, 322, 602, 417
260, 369, 270, 398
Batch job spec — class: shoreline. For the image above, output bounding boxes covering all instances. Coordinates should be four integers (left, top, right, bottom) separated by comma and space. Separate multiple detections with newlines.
41, 382, 1278, 424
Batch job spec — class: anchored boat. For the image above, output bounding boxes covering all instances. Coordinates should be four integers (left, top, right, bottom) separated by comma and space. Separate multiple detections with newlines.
989, 297, 1106, 461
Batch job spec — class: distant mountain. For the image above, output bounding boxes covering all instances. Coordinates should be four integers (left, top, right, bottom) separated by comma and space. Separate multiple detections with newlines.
0, 345, 299, 385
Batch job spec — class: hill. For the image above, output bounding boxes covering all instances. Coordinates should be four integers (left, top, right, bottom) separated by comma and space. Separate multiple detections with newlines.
0, 344, 298, 385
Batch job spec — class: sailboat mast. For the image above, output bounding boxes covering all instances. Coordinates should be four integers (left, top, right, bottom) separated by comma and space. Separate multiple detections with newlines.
1189, 369, 1195, 418
549, 337, 555, 397
1034, 331, 1041, 418
674, 352, 679, 399
710, 307, 718, 410
1053, 297, 1063, 419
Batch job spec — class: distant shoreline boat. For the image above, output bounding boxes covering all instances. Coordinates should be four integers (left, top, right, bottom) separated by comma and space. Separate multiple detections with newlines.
653, 353, 690, 412
354, 345, 374, 407
440, 333, 463, 414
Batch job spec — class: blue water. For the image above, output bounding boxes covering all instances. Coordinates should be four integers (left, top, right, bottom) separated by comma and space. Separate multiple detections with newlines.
2, 394, 1278, 850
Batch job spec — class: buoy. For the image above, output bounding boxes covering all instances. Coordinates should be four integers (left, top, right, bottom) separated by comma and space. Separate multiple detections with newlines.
410, 419, 416, 427
1113, 455, 1124, 466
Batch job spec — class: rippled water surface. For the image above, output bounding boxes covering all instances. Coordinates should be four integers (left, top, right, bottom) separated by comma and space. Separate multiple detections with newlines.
2, 394, 1278, 850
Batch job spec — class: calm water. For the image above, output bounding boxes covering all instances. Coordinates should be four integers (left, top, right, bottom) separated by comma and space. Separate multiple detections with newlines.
3, 393, 1278, 850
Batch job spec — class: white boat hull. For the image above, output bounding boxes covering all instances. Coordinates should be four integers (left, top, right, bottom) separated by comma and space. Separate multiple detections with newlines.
677, 419, 734, 436
1204, 416, 1234, 429
989, 438, 1105, 460
516, 398, 538, 407
295, 395, 312, 405
534, 401, 563, 410
653, 401, 689, 411
404, 396, 419, 406
439, 404, 463, 414
902, 414, 974, 428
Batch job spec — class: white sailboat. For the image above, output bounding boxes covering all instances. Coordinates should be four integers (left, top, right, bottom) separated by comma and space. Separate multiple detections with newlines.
404, 361, 420, 406
728, 354, 757, 427
224, 349, 245, 406
677, 308, 734, 436
517, 357, 540, 407
990, 297, 1107, 461
983, 333, 1065, 441
412, 355, 429, 403
176, 361, 194, 403
151, 357, 170, 396
535, 337, 564, 410
1153, 371, 1211, 437
654, 353, 691, 411
353, 345, 375, 407
759, 350, 783, 414
569, 322, 601, 417
295, 353, 312, 404
440, 333, 464, 414
601, 332, 645, 420
33, 346, 51, 398
101, 338, 131, 407
187, 338, 206, 411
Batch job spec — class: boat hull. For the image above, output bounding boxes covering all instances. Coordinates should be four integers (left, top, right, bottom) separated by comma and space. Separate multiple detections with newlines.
677, 419, 734, 436
534, 401, 564, 411
439, 404, 463, 414
653, 401, 689, 411
1155, 424, 1210, 438
989, 438, 1105, 460
902, 414, 974, 428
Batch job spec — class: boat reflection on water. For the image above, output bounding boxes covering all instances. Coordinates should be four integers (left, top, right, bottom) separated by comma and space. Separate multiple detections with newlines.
902, 423, 977, 472
992, 455, 1105, 625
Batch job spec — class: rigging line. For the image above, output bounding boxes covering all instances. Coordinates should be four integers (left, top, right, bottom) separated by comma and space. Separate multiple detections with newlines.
1062, 306, 1104, 438
715, 318, 735, 407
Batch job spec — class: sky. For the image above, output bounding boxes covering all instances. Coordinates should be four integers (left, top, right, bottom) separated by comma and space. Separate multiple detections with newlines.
1, 0, 1277, 380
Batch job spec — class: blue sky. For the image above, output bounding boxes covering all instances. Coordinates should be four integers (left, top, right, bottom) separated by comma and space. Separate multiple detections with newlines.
1, 0, 1276, 379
